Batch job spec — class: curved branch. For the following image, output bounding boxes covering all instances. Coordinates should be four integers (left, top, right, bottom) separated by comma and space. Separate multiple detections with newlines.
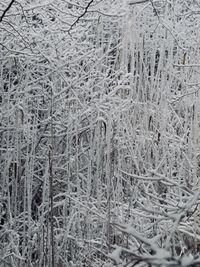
0, 0, 15, 22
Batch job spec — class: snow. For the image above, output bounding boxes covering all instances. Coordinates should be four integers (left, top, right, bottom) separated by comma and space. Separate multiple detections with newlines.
108, 246, 122, 265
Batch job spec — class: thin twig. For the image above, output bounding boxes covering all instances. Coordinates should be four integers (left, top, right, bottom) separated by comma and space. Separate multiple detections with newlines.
129, 0, 149, 5
0, 0, 15, 22
68, 0, 94, 34
149, 0, 185, 51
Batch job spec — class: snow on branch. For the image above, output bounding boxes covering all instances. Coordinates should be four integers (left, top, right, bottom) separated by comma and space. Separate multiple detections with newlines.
109, 222, 200, 266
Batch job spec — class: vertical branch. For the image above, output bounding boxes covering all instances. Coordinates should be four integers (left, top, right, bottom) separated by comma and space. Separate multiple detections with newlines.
105, 117, 113, 251
49, 86, 55, 267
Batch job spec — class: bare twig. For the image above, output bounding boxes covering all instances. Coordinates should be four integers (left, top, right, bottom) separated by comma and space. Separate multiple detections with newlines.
129, 0, 149, 5
68, 0, 94, 34
0, 0, 15, 22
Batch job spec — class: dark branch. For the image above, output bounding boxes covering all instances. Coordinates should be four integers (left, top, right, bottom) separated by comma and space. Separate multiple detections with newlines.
129, 0, 149, 5
149, 0, 159, 17
0, 0, 15, 22
68, 0, 94, 34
